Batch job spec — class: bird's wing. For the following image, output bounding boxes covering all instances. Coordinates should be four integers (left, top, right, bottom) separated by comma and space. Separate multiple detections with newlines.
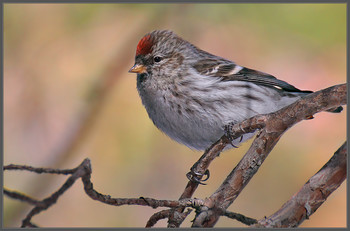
192, 58, 312, 93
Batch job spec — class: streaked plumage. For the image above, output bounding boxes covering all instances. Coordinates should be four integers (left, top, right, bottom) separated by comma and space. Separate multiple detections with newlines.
129, 30, 342, 150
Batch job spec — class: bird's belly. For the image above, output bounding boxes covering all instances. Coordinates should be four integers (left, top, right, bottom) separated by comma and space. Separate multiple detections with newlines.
146, 100, 255, 150
140, 91, 225, 150
158, 115, 223, 150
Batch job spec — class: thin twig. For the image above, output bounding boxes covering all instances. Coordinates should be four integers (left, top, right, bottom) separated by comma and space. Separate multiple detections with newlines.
4, 164, 77, 174
4, 188, 41, 206
223, 211, 258, 225
20, 159, 90, 227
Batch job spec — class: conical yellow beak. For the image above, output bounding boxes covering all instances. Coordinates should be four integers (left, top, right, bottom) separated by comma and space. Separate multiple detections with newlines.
129, 64, 147, 74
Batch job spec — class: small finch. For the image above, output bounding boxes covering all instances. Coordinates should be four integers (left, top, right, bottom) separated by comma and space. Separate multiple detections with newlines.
129, 30, 342, 150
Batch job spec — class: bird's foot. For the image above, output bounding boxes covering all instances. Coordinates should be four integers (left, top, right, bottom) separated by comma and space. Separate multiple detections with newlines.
186, 169, 210, 185
224, 123, 243, 148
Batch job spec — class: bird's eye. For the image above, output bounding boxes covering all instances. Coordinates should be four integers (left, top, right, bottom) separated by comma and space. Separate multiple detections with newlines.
154, 56, 162, 63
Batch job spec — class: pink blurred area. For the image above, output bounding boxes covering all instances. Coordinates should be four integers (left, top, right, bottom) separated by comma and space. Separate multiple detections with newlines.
4, 3, 346, 228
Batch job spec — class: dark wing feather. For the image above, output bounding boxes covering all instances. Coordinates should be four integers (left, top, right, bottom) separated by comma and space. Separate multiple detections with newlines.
192, 58, 312, 93
224, 67, 313, 93
192, 58, 236, 76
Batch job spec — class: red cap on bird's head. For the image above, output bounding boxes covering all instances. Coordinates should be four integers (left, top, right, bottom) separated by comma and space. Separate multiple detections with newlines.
136, 34, 153, 56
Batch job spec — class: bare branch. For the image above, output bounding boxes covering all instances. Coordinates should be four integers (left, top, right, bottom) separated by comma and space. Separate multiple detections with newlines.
4, 164, 77, 175
145, 209, 171, 228
223, 211, 258, 225
4, 159, 203, 227
4, 188, 41, 206
225, 83, 346, 141
255, 141, 347, 228
165, 136, 229, 227
167, 208, 193, 228
20, 159, 90, 227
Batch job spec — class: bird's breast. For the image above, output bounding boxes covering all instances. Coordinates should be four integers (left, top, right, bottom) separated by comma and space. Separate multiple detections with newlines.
136, 82, 224, 150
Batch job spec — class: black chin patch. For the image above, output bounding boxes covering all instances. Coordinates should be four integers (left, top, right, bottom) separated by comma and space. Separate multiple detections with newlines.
137, 73, 149, 84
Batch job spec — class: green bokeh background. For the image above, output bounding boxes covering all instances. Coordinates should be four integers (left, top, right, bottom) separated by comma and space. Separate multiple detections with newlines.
4, 3, 346, 228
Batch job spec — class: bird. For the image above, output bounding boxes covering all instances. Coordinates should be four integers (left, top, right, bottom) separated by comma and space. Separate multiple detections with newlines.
129, 30, 342, 151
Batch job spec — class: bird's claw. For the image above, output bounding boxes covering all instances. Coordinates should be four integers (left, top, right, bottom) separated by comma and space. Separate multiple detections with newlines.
186, 169, 210, 185
224, 123, 243, 148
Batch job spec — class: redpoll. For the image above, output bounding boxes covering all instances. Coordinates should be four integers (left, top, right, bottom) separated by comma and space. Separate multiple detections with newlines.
129, 30, 342, 150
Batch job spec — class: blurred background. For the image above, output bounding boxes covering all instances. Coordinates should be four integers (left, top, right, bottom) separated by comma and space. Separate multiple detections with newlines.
4, 3, 346, 228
